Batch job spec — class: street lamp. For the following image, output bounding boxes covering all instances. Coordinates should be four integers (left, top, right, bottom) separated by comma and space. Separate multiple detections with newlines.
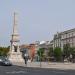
40, 51, 41, 68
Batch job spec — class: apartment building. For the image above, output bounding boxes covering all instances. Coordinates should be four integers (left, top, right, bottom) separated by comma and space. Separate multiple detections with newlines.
53, 28, 75, 49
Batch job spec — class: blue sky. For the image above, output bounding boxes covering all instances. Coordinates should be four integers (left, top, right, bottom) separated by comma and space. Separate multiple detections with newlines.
0, 0, 75, 46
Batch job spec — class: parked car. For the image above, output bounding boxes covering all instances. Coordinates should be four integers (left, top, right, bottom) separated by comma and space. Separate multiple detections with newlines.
0, 56, 12, 66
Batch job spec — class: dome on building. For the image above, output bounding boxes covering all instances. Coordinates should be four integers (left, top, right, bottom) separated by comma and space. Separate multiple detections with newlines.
40, 41, 46, 44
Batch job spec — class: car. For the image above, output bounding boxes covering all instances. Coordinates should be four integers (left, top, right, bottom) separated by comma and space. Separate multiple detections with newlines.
0, 56, 12, 66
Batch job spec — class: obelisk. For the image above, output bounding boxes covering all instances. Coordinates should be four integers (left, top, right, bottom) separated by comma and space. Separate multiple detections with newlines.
9, 12, 24, 65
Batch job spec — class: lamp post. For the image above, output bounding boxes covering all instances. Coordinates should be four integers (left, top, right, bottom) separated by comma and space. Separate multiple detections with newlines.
40, 51, 41, 68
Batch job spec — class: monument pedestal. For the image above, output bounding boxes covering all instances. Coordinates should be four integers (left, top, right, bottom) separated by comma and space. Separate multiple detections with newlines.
9, 52, 25, 66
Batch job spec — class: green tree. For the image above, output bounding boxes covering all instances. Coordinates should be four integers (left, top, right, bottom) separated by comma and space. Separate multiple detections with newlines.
48, 47, 54, 57
54, 47, 62, 61
0, 46, 10, 57
63, 43, 70, 58
37, 48, 44, 61
70, 47, 75, 58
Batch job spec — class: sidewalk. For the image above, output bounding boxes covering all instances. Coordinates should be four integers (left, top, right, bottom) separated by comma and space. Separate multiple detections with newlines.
26, 62, 75, 70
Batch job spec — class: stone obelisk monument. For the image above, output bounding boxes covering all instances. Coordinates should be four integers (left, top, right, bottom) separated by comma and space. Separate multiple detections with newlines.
9, 12, 24, 65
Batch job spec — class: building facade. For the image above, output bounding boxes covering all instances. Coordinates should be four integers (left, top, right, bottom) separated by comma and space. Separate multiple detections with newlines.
20, 44, 36, 61
53, 28, 75, 49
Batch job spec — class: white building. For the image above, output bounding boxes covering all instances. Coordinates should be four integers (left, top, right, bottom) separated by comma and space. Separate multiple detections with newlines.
53, 28, 75, 49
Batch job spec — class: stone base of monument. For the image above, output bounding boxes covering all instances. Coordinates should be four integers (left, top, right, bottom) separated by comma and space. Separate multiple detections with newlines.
9, 52, 25, 66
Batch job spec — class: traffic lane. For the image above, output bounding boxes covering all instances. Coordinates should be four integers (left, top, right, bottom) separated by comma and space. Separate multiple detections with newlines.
0, 66, 75, 75
0, 66, 27, 75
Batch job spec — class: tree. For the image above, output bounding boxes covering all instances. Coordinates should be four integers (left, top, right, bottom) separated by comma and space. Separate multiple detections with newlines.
48, 47, 54, 57
54, 47, 62, 61
37, 48, 44, 61
70, 47, 75, 59
0, 46, 10, 57
63, 43, 70, 58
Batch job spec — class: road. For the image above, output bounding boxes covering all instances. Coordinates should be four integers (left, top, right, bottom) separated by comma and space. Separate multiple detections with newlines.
0, 65, 75, 75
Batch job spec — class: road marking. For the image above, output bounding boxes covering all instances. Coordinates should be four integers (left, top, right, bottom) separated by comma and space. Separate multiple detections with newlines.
6, 71, 28, 74
51, 71, 68, 74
